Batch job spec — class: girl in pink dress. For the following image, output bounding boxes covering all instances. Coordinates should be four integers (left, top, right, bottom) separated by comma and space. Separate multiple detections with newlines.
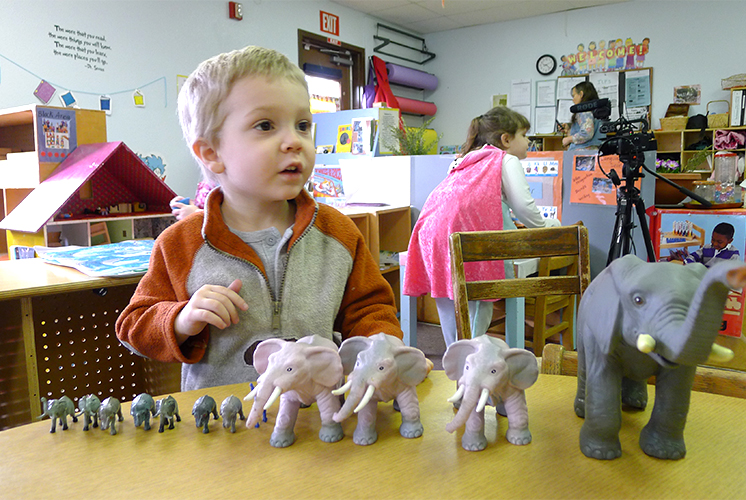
403, 107, 561, 347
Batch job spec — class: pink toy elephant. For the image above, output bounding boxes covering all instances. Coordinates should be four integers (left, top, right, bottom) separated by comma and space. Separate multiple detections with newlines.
244, 335, 344, 447
332, 333, 430, 445
443, 335, 538, 451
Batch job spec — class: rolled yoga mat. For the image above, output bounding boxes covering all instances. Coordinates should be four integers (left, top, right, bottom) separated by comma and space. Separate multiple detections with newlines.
386, 63, 439, 90
396, 97, 437, 116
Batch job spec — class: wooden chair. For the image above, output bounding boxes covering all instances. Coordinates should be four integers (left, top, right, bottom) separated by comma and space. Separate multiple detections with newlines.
524, 254, 578, 354
449, 225, 591, 350
540, 344, 746, 399
89, 222, 111, 245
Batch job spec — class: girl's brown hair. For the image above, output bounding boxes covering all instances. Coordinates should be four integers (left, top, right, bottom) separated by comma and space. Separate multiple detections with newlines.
460, 106, 530, 155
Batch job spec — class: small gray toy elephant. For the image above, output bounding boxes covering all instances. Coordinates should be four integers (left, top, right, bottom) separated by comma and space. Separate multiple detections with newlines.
220, 395, 245, 433
155, 395, 181, 433
575, 255, 744, 460
193, 395, 219, 434
442, 335, 538, 451
131, 393, 156, 431
40, 395, 78, 433
76, 394, 101, 431
99, 397, 124, 435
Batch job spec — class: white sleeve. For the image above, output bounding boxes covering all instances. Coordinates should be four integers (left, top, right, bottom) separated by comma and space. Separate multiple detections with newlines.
501, 154, 561, 228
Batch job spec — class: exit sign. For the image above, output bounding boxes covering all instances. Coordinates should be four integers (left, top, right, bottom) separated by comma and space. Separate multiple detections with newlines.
320, 11, 339, 36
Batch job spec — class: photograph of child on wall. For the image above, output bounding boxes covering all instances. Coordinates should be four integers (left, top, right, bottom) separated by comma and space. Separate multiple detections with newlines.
656, 212, 745, 337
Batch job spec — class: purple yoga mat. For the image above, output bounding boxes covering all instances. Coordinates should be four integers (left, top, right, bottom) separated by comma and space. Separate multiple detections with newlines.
386, 63, 438, 90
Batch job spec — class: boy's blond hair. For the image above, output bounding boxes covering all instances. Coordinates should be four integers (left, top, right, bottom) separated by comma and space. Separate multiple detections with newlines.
177, 45, 308, 184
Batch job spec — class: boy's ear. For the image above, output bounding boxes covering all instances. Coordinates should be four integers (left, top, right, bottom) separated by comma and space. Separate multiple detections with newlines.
192, 139, 224, 174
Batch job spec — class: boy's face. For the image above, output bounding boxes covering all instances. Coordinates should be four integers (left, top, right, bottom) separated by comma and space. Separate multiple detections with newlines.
199, 75, 314, 207
711, 232, 733, 251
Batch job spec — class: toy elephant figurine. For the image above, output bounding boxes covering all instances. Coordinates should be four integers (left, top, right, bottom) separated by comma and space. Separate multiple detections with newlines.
40, 395, 78, 433
332, 333, 430, 445
244, 334, 344, 448
76, 394, 101, 431
130, 393, 156, 431
193, 395, 219, 434
443, 335, 538, 451
575, 255, 744, 460
220, 395, 245, 433
99, 397, 123, 435
155, 395, 181, 433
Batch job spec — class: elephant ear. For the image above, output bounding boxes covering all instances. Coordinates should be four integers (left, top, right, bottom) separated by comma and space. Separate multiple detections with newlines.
338, 336, 372, 374
253, 338, 286, 374
504, 349, 539, 390
442, 340, 479, 381
306, 346, 344, 387
579, 255, 642, 356
394, 347, 429, 386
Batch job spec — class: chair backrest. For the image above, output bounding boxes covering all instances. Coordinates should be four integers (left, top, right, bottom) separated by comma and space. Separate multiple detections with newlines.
540, 344, 746, 399
449, 225, 590, 341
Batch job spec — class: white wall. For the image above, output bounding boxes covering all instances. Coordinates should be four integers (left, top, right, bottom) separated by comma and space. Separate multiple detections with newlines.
0, 0, 385, 197
1, 0, 743, 197
424, 0, 746, 148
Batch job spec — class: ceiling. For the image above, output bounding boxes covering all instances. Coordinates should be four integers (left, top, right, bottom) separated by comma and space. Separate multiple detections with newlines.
330, 0, 629, 34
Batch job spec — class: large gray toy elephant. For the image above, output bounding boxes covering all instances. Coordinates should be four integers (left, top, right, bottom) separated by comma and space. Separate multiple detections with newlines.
130, 393, 156, 431
332, 333, 430, 445
99, 397, 124, 435
40, 395, 78, 433
77, 394, 101, 431
244, 335, 344, 448
575, 255, 743, 460
193, 395, 219, 434
155, 395, 181, 433
443, 335, 538, 451
220, 395, 245, 433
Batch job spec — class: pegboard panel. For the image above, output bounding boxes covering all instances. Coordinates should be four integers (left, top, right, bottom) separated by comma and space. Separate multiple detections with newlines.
0, 300, 31, 431
31, 284, 180, 411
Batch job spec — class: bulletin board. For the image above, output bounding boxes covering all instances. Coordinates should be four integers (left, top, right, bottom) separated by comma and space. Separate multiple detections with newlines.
521, 151, 563, 221
556, 68, 653, 128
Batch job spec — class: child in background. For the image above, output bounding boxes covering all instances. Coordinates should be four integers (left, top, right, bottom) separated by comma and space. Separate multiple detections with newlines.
403, 106, 561, 348
683, 222, 741, 267
170, 179, 215, 220
562, 81, 604, 150
116, 46, 402, 391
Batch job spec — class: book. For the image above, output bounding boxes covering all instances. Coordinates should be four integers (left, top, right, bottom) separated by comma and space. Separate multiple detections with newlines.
336, 124, 352, 153
351, 117, 374, 155
730, 89, 743, 127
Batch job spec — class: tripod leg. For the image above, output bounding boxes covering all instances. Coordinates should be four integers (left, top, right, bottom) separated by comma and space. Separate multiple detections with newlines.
633, 197, 656, 262
607, 194, 629, 265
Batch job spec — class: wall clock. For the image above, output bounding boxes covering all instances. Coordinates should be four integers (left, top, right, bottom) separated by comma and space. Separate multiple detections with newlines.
536, 54, 557, 76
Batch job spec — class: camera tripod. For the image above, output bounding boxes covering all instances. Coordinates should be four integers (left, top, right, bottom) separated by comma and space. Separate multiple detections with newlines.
600, 134, 711, 265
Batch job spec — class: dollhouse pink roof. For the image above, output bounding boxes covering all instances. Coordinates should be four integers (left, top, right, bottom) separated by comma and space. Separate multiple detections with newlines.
0, 141, 176, 233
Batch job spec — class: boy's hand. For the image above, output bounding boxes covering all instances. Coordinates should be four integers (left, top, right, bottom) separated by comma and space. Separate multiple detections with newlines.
174, 279, 248, 343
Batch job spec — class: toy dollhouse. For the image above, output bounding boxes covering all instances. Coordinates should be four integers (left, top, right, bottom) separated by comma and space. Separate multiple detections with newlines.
0, 104, 176, 256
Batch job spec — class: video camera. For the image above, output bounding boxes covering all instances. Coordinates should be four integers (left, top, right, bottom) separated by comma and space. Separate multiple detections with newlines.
570, 98, 656, 172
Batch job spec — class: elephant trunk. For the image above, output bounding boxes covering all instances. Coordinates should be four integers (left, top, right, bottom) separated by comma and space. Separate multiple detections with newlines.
333, 378, 367, 423
659, 263, 745, 366
245, 382, 281, 428
445, 384, 481, 433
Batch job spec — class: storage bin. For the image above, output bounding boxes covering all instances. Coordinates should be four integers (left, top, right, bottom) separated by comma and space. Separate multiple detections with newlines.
660, 115, 687, 130
707, 100, 730, 129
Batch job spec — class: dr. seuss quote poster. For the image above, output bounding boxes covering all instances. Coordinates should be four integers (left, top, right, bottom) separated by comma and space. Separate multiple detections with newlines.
569, 154, 636, 205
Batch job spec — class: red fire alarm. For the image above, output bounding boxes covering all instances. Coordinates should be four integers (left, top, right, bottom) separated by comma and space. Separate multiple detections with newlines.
229, 2, 243, 20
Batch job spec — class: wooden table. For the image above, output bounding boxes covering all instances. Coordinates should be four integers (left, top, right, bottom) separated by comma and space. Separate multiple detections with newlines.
0, 259, 180, 430
3, 371, 744, 499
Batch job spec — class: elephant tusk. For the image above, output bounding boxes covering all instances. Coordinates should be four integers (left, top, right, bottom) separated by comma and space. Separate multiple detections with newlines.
447, 384, 465, 403
353, 385, 376, 414
636, 334, 656, 353
244, 384, 259, 401
331, 379, 352, 396
476, 388, 490, 413
263, 386, 283, 411
708, 343, 735, 363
